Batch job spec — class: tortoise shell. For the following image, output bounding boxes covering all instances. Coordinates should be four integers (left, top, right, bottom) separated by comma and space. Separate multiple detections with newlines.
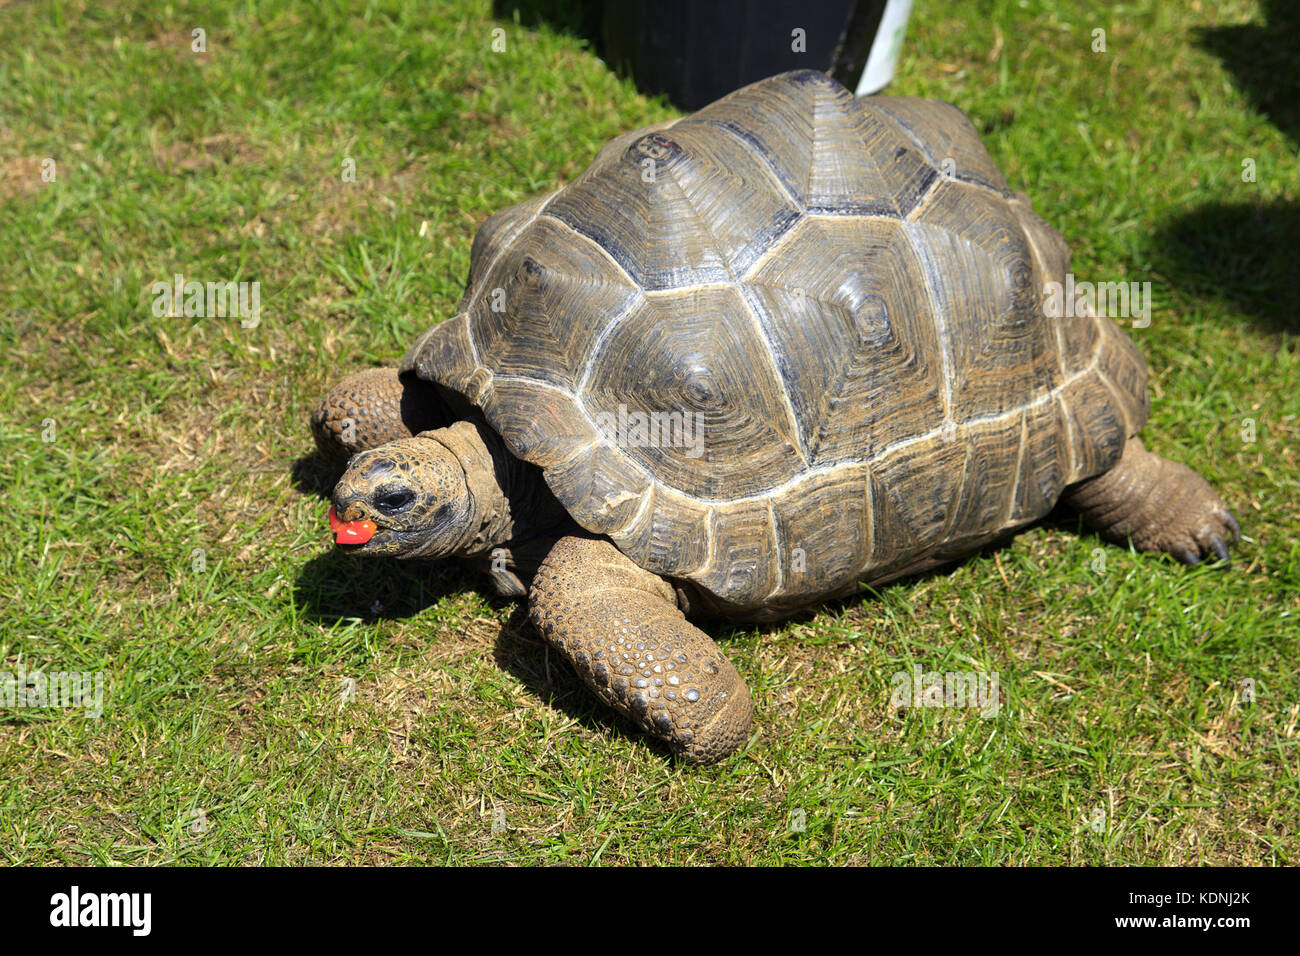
402, 70, 1149, 613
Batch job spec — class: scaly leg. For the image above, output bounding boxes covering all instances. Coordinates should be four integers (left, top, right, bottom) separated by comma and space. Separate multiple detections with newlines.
1064, 436, 1240, 565
529, 535, 753, 764
310, 367, 448, 463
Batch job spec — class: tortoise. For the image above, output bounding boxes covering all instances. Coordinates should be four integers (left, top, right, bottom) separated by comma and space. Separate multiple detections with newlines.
310, 70, 1240, 764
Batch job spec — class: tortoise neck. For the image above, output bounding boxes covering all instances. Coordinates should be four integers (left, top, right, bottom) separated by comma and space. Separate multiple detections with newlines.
420, 417, 568, 555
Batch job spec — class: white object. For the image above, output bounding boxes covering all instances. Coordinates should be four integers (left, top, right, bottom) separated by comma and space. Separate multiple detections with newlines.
854, 0, 914, 96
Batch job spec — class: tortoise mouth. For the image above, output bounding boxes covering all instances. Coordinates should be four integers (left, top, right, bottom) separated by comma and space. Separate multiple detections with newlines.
328, 506, 378, 544
327, 506, 433, 557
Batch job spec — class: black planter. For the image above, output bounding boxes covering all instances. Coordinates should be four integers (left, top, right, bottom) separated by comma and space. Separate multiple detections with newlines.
600, 0, 889, 109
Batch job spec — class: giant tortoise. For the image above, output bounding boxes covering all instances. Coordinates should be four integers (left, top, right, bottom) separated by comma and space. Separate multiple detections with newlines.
309, 70, 1239, 764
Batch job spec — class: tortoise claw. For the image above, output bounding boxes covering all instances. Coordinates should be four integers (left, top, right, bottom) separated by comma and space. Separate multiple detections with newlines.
1065, 438, 1240, 573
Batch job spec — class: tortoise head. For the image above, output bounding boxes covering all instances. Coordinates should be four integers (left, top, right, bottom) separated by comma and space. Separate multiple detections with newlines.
329, 436, 476, 558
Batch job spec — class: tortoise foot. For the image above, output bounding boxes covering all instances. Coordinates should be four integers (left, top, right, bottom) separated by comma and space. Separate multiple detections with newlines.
1064, 436, 1240, 566
310, 367, 447, 464
529, 535, 753, 764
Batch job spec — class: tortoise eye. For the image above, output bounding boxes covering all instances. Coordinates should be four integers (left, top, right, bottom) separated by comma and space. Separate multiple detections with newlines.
374, 489, 415, 514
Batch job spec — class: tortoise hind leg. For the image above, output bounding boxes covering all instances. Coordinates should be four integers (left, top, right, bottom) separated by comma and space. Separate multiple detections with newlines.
529, 535, 753, 764
310, 368, 449, 464
1063, 435, 1240, 565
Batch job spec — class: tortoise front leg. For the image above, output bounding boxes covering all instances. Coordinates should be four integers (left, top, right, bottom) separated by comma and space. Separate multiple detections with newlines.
310, 368, 448, 463
1064, 435, 1240, 565
529, 535, 753, 764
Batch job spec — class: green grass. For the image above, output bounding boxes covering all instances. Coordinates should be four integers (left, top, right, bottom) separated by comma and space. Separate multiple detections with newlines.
1, 0, 1296, 865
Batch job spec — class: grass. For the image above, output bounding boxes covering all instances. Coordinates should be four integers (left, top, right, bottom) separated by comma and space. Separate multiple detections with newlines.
0, 0, 1296, 865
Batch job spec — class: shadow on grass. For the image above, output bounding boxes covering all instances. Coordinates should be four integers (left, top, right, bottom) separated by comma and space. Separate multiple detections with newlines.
289, 501, 1229, 762
293, 547, 487, 624
290, 452, 341, 499
1196, 0, 1300, 146
493, 0, 602, 43
1147, 199, 1300, 336
293, 534, 678, 759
